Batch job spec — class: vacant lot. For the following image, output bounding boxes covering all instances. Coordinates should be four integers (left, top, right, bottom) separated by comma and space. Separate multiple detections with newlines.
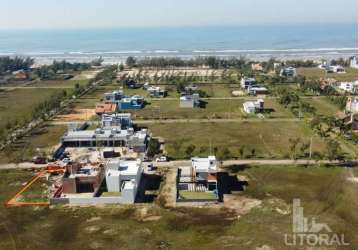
0, 88, 66, 129
304, 97, 341, 116
223, 164, 358, 249
0, 124, 66, 164
298, 67, 358, 82
1, 165, 356, 250
131, 98, 292, 120
144, 121, 326, 159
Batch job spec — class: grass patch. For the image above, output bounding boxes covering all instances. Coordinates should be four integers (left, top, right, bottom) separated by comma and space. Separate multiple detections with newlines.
0, 124, 66, 164
179, 191, 217, 200
100, 192, 121, 197
0, 167, 357, 249
131, 98, 292, 120
303, 97, 340, 116
0, 88, 66, 128
298, 67, 358, 81
144, 121, 326, 159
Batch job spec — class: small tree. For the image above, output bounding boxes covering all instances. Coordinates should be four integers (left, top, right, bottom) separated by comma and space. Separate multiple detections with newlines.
239, 146, 245, 159
326, 140, 342, 161
147, 138, 161, 158
288, 138, 301, 160
185, 144, 196, 158
251, 148, 256, 158
126, 57, 136, 68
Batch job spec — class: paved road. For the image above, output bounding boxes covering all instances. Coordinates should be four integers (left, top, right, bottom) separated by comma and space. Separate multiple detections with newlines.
50, 118, 304, 126
151, 159, 347, 168
0, 86, 74, 90
0, 159, 353, 170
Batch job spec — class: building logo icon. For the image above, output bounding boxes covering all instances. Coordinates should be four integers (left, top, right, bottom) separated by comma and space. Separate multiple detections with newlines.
285, 199, 349, 249
292, 199, 332, 234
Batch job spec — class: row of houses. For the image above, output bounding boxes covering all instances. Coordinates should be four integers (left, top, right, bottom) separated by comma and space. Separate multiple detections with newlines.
96, 90, 145, 115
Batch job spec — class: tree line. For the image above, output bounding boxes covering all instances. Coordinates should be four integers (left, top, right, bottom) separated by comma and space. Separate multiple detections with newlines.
0, 56, 34, 75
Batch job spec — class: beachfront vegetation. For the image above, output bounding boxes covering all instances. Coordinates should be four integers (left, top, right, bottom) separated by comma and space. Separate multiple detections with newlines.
0, 56, 34, 75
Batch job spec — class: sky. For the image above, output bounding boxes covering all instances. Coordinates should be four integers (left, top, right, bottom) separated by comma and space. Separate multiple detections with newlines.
1, 0, 358, 29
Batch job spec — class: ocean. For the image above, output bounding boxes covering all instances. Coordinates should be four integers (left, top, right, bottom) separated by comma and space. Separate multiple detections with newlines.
0, 24, 358, 64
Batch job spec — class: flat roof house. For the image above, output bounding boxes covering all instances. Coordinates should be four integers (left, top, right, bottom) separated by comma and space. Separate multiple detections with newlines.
243, 99, 264, 114
177, 156, 219, 202
248, 86, 268, 95
50, 159, 143, 205
241, 77, 256, 89
328, 65, 346, 74
280, 67, 297, 77
147, 86, 167, 98
346, 97, 358, 114
104, 90, 124, 104
180, 93, 200, 108
350, 56, 358, 69
105, 159, 143, 204
338, 81, 358, 93
61, 114, 148, 152
118, 96, 144, 110
101, 113, 132, 130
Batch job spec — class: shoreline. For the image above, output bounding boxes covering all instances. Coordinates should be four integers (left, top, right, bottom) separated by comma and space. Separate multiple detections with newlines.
11, 53, 358, 66
1, 48, 358, 65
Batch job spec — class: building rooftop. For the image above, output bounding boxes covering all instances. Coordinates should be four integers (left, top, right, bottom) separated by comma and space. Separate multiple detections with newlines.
191, 156, 217, 172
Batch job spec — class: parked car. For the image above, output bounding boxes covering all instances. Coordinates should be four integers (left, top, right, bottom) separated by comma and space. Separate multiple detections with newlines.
156, 156, 168, 162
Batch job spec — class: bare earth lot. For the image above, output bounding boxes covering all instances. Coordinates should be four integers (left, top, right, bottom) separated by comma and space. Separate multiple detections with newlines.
1, 165, 357, 250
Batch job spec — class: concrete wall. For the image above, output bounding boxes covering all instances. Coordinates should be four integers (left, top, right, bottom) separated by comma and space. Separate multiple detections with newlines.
50, 195, 134, 205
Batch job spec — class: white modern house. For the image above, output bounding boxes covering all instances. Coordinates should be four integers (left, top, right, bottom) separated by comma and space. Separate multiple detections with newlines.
240, 77, 256, 89
346, 97, 358, 114
104, 90, 124, 103
105, 159, 143, 204
327, 65, 346, 74
350, 56, 358, 69
180, 93, 200, 108
280, 67, 297, 77
147, 86, 167, 98
101, 113, 132, 129
61, 114, 149, 152
243, 99, 264, 114
338, 81, 358, 93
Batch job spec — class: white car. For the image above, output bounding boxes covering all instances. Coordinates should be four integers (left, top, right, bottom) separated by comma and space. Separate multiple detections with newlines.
156, 156, 168, 162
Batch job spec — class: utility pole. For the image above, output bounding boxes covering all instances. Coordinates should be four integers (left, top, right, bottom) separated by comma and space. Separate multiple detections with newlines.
309, 136, 313, 159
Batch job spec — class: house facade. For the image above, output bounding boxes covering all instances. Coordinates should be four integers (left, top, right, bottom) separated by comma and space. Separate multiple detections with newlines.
350, 56, 358, 69
180, 93, 200, 108
241, 77, 256, 89
243, 99, 264, 114
280, 67, 297, 77
346, 97, 358, 114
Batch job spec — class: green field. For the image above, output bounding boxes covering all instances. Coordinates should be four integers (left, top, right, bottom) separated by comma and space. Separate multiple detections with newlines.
132, 98, 291, 120
304, 97, 341, 116
298, 67, 358, 82
144, 121, 326, 159
178, 191, 217, 200
0, 88, 66, 128
1, 165, 356, 250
